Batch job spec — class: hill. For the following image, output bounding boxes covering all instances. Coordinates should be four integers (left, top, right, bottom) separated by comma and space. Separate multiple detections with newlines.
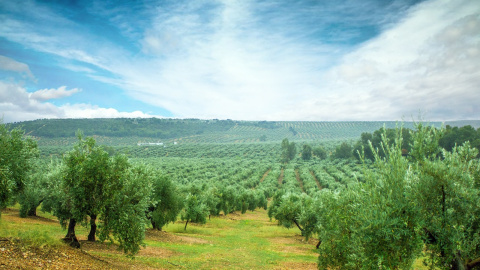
9, 118, 453, 145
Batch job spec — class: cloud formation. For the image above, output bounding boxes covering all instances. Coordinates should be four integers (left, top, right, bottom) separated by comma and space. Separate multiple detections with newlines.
0, 77, 157, 123
309, 0, 480, 121
111, 0, 479, 121
29, 86, 81, 101
0, 0, 478, 122
0, 55, 35, 79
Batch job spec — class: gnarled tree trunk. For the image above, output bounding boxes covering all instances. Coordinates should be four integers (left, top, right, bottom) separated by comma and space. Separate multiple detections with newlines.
88, 214, 97, 241
27, 199, 43, 217
63, 218, 80, 248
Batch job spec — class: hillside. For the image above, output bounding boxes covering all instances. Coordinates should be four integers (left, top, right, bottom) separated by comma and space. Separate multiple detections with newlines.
9, 118, 455, 144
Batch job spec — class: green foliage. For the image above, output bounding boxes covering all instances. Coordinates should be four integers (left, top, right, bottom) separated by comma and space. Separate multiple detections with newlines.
9, 118, 236, 139
0, 122, 38, 213
353, 127, 413, 160
267, 190, 285, 221
333, 142, 352, 159
269, 192, 305, 233
181, 193, 208, 230
301, 144, 312, 160
18, 160, 52, 217
314, 124, 480, 269
63, 133, 130, 224
317, 127, 423, 269
411, 128, 480, 269
148, 172, 183, 230
297, 194, 321, 241
15, 118, 437, 146
218, 185, 237, 215
312, 146, 327, 159
99, 165, 152, 256
281, 138, 297, 163
59, 132, 150, 255
40, 161, 71, 228
0, 167, 12, 211
202, 186, 221, 217
439, 124, 480, 157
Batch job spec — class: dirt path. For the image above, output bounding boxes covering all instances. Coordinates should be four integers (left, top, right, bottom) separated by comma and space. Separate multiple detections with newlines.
294, 169, 305, 193
260, 169, 271, 183
278, 168, 284, 186
310, 170, 322, 190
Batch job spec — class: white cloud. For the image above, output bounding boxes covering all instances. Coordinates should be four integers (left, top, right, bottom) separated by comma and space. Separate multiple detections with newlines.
60, 103, 154, 119
30, 86, 81, 101
111, 0, 332, 120
298, 0, 480, 121
0, 55, 35, 80
0, 81, 62, 122
109, 0, 479, 121
0, 81, 158, 123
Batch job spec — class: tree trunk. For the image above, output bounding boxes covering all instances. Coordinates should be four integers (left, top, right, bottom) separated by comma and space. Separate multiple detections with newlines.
63, 218, 80, 248
88, 214, 97, 241
27, 206, 37, 217
292, 219, 304, 235
27, 199, 43, 217
466, 257, 480, 270
65, 218, 76, 240
451, 252, 466, 270
184, 220, 189, 231
316, 240, 321, 249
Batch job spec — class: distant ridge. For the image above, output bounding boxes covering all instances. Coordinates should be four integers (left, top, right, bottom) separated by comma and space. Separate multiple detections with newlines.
9, 118, 469, 144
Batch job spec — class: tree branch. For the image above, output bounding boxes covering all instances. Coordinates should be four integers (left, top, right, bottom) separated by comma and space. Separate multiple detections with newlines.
467, 257, 480, 270
292, 219, 304, 232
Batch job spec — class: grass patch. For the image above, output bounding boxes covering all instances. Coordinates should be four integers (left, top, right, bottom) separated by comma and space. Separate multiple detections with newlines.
140, 208, 318, 269
1, 206, 319, 269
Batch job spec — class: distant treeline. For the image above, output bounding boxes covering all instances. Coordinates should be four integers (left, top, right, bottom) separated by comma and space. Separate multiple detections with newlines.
352, 124, 480, 160
10, 118, 238, 138
8, 118, 480, 144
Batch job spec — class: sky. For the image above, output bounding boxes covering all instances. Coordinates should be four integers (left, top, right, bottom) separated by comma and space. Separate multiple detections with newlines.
0, 0, 479, 123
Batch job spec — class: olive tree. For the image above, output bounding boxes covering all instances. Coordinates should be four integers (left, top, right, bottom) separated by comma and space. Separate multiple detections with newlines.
312, 146, 327, 160
203, 186, 221, 219
316, 124, 480, 269
62, 133, 130, 242
181, 193, 208, 230
317, 127, 423, 269
218, 185, 238, 215
147, 172, 183, 230
0, 122, 38, 214
410, 124, 480, 269
99, 165, 152, 256
18, 160, 61, 217
301, 144, 312, 160
58, 132, 151, 255
281, 138, 296, 163
333, 142, 352, 159
268, 191, 306, 234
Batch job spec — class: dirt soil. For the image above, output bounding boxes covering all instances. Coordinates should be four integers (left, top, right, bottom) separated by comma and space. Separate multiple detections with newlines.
0, 237, 123, 269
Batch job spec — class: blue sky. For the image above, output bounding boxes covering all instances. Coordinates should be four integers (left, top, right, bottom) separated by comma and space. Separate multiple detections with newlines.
1, 0, 479, 123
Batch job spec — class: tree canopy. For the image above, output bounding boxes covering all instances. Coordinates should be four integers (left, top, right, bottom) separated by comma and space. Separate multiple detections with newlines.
281, 138, 297, 163
0, 122, 38, 214
55, 132, 151, 255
